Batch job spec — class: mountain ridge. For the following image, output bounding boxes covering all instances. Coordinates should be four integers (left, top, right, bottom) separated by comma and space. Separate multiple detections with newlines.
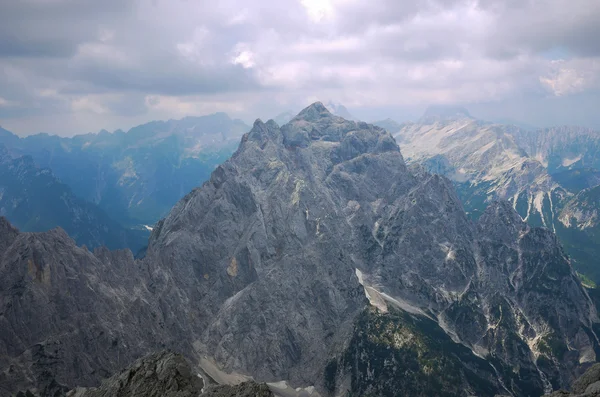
1, 103, 598, 396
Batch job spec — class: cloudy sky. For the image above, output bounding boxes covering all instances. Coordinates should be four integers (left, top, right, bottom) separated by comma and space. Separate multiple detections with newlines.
1, 0, 599, 135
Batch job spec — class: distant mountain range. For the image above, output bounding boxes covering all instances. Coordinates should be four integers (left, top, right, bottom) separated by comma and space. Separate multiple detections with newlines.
375, 107, 600, 282
0, 113, 249, 227
0, 113, 250, 253
0, 145, 147, 252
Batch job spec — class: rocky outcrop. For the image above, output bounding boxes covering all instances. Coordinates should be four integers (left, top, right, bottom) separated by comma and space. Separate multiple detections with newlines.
67, 351, 203, 397
547, 363, 600, 396
201, 382, 273, 397
0, 220, 192, 396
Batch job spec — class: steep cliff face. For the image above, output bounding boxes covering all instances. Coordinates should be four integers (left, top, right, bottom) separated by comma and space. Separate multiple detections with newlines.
546, 363, 600, 396
145, 102, 394, 384
1, 103, 598, 397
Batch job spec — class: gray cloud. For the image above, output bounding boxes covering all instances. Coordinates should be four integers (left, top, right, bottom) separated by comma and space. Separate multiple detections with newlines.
0, 0, 598, 135
0, 0, 135, 58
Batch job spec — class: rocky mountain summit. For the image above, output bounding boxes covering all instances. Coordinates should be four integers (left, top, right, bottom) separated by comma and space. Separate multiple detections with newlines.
67, 351, 274, 397
1, 103, 599, 397
67, 351, 204, 397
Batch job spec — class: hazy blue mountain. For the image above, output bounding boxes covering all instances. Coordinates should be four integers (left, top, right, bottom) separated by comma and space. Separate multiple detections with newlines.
273, 111, 295, 126
0, 113, 250, 226
419, 105, 472, 123
0, 145, 147, 252
373, 118, 404, 134
324, 101, 358, 120
552, 168, 600, 192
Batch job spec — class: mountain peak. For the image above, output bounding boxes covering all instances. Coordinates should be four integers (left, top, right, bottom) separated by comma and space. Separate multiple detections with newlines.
420, 105, 472, 123
294, 102, 332, 121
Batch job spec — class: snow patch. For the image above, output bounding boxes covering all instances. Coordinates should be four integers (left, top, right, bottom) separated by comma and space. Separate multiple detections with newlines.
355, 268, 388, 313
268, 381, 288, 389
533, 191, 547, 226
562, 155, 581, 167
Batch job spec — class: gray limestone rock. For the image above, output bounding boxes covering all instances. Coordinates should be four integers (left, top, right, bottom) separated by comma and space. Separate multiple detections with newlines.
573, 364, 600, 394
67, 351, 203, 397
200, 382, 273, 397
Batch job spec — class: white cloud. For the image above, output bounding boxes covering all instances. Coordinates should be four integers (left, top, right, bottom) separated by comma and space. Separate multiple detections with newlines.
231, 43, 256, 69
176, 26, 213, 65
301, 0, 334, 22
540, 59, 600, 96
71, 96, 110, 114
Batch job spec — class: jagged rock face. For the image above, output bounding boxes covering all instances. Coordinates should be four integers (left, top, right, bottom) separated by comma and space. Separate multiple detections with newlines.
469, 202, 598, 393
1, 103, 598, 397
0, 222, 192, 396
560, 186, 600, 231
0, 217, 19, 253
390, 117, 558, 203
67, 351, 203, 397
